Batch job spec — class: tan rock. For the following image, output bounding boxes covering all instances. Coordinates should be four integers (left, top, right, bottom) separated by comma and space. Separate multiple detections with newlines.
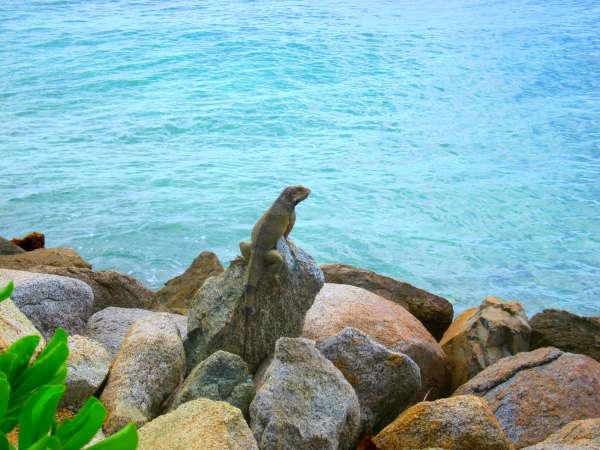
303, 283, 449, 398
0, 297, 45, 353
440, 296, 531, 390
521, 418, 600, 449
373, 395, 513, 450
321, 263, 453, 340
156, 251, 223, 313
138, 398, 258, 450
454, 347, 600, 448
0, 247, 91, 271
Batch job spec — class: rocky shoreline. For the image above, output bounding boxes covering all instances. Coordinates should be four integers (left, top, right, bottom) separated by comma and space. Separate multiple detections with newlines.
1, 234, 599, 449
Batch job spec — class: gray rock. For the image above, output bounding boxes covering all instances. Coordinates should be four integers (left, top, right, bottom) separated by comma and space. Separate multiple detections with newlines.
185, 239, 324, 372
317, 327, 421, 433
0, 269, 93, 338
250, 337, 361, 450
61, 335, 111, 411
86, 307, 187, 357
0, 237, 25, 255
29, 266, 157, 312
100, 314, 185, 434
169, 350, 254, 417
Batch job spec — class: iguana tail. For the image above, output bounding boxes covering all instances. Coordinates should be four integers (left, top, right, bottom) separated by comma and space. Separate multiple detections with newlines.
242, 252, 261, 360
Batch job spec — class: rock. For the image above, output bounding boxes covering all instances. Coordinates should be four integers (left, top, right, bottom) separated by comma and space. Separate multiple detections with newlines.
10, 232, 45, 251
29, 266, 157, 312
522, 418, 600, 449
250, 337, 361, 450
156, 251, 224, 314
86, 306, 187, 357
138, 398, 258, 450
373, 395, 512, 450
303, 283, 449, 398
454, 347, 600, 448
0, 297, 45, 353
0, 269, 94, 339
317, 327, 421, 433
100, 314, 185, 434
440, 296, 531, 391
185, 238, 324, 372
0, 237, 25, 255
0, 247, 91, 271
321, 264, 453, 340
530, 309, 600, 363
61, 335, 111, 411
168, 350, 255, 418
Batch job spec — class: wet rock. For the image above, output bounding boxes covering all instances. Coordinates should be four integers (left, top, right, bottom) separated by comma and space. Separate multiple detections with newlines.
0, 297, 45, 353
250, 337, 361, 450
138, 398, 258, 450
0, 269, 93, 338
303, 283, 449, 398
321, 263, 453, 340
530, 309, 600, 362
0, 237, 25, 255
86, 306, 187, 357
0, 247, 91, 271
440, 296, 531, 390
10, 232, 45, 251
29, 266, 157, 312
185, 238, 324, 372
100, 314, 185, 434
454, 347, 600, 448
317, 327, 421, 433
156, 251, 224, 314
522, 418, 600, 449
373, 395, 513, 450
61, 335, 111, 411
168, 350, 255, 418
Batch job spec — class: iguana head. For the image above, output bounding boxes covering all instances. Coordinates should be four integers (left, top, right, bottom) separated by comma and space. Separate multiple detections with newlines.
279, 185, 311, 206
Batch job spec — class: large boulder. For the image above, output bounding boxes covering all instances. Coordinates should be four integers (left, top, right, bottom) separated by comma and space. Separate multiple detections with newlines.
373, 395, 513, 450
168, 350, 255, 418
0, 297, 45, 353
440, 296, 531, 390
250, 337, 361, 450
0, 269, 93, 338
0, 247, 91, 270
303, 283, 449, 398
185, 239, 324, 372
138, 398, 258, 450
321, 263, 453, 340
100, 314, 185, 434
317, 327, 421, 433
530, 309, 600, 362
29, 266, 157, 312
522, 418, 600, 449
156, 251, 224, 314
454, 347, 600, 448
0, 237, 25, 255
61, 335, 111, 411
86, 307, 187, 357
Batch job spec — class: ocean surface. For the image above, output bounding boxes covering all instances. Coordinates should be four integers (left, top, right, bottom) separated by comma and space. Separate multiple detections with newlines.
1, 0, 599, 316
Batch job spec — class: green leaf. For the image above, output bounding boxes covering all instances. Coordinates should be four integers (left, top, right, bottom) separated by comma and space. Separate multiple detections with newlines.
0, 282, 14, 303
55, 397, 106, 450
0, 432, 9, 450
0, 418, 17, 434
86, 423, 138, 450
1, 336, 40, 382
26, 435, 62, 450
36, 328, 67, 362
18, 385, 64, 449
0, 374, 9, 419
0, 353, 17, 379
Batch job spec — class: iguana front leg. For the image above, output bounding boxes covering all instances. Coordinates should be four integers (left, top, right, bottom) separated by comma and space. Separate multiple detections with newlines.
284, 210, 296, 240
264, 249, 283, 284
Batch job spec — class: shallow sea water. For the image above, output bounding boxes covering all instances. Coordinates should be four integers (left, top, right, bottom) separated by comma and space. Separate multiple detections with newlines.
1, 0, 599, 316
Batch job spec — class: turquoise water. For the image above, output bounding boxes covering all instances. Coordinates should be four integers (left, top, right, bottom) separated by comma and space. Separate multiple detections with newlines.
1, 0, 599, 316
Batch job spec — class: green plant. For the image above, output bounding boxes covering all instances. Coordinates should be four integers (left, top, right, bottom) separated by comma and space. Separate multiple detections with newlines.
0, 282, 138, 449
0, 281, 13, 304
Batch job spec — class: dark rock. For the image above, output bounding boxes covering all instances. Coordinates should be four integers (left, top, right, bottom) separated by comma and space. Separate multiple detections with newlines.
185, 238, 324, 372
321, 263, 453, 340
10, 232, 45, 251
0, 237, 25, 255
156, 251, 224, 314
530, 309, 600, 362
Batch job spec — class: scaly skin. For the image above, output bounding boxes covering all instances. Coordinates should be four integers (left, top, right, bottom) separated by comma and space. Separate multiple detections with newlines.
239, 185, 311, 358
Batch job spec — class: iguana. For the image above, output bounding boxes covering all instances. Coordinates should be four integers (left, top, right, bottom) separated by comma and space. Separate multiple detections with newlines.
239, 185, 311, 356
